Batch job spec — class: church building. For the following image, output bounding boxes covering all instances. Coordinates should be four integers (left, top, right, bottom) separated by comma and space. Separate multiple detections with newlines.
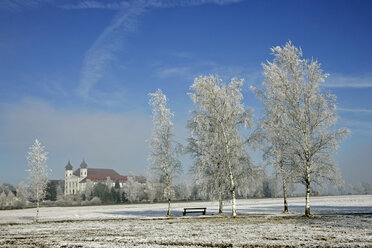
64, 160, 132, 195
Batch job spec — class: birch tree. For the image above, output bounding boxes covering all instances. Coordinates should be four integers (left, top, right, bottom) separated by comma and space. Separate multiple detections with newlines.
260, 42, 349, 216
188, 75, 253, 217
124, 175, 145, 203
26, 139, 49, 222
15, 182, 29, 208
187, 117, 229, 213
250, 88, 298, 213
148, 89, 181, 216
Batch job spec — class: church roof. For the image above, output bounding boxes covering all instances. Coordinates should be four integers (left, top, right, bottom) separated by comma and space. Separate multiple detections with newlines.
65, 161, 73, 170
80, 159, 88, 168
74, 168, 128, 182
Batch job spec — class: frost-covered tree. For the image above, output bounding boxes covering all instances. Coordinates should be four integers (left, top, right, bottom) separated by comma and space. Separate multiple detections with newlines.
175, 181, 192, 201
0, 192, 6, 209
82, 179, 94, 201
260, 42, 349, 216
148, 89, 181, 216
188, 75, 253, 217
144, 180, 157, 203
15, 182, 29, 208
351, 182, 372, 195
124, 175, 145, 203
0, 184, 15, 195
251, 85, 299, 212
6, 191, 16, 208
105, 176, 113, 189
26, 139, 49, 222
188, 117, 229, 213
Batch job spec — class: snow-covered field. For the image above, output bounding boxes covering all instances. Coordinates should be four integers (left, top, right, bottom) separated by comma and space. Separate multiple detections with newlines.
1, 195, 371, 247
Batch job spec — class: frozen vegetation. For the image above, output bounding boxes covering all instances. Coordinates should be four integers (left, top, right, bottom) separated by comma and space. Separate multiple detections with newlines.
0, 42, 365, 247
0, 195, 371, 247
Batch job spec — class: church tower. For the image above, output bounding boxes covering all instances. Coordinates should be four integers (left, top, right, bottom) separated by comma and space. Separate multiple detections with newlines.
65, 160, 73, 177
65, 161, 73, 195
80, 159, 88, 178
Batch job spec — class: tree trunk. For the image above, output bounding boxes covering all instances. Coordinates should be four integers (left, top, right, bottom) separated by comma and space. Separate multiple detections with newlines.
305, 162, 311, 217
221, 128, 237, 217
166, 173, 171, 217
231, 187, 237, 217
36, 185, 39, 223
218, 191, 223, 214
167, 197, 171, 216
228, 162, 237, 217
282, 176, 288, 213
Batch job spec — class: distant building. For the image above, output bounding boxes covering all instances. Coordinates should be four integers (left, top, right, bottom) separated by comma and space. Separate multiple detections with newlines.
64, 160, 145, 195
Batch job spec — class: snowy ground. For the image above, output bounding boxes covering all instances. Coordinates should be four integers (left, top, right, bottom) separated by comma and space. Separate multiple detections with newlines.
1, 195, 371, 247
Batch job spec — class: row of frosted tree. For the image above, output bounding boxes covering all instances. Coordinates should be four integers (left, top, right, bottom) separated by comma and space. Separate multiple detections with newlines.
11, 42, 349, 222
148, 42, 349, 217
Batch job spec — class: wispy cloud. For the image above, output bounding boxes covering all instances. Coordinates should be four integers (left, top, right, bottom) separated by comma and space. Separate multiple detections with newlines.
1, 0, 243, 11
2, 0, 244, 105
60, 0, 130, 10
75, 0, 243, 102
76, 1, 146, 100
39, 79, 70, 98
155, 60, 263, 88
156, 66, 192, 78
338, 118, 372, 134
324, 73, 372, 88
338, 107, 372, 114
0, 0, 56, 11
59, 0, 244, 10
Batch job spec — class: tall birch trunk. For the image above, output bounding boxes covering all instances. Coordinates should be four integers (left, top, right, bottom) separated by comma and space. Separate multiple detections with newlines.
279, 160, 288, 213
305, 161, 311, 217
231, 187, 237, 217
167, 196, 171, 216
218, 191, 223, 214
166, 173, 171, 216
282, 176, 288, 213
222, 128, 237, 217
36, 184, 39, 223
228, 164, 237, 217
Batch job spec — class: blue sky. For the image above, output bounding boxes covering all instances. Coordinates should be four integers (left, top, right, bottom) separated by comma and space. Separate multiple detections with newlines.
0, 0, 371, 188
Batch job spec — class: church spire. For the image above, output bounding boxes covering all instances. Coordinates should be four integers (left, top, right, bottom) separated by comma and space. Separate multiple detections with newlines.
80, 159, 88, 168
65, 160, 73, 170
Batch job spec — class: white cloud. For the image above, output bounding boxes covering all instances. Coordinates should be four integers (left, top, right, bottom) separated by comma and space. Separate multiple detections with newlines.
324, 73, 372, 88
60, 0, 130, 10
59, 0, 244, 10
155, 60, 263, 88
338, 118, 372, 134
0, 0, 52, 10
156, 66, 192, 78
76, 3, 146, 100
75, 0, 243, 103
338, 107, 372, 114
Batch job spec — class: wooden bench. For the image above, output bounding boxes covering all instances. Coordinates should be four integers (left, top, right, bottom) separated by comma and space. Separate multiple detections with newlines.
183, 208, 207, 216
